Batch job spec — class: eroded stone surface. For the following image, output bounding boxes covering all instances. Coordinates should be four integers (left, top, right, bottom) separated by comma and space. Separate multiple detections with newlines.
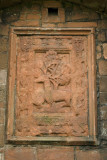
37, 146, 74, 160
15, 35, 88, 137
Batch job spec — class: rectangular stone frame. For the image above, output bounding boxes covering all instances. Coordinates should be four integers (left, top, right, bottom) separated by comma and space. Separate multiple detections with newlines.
7, 27, 97, 145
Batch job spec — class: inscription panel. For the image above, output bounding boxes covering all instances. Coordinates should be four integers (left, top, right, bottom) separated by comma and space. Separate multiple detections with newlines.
7, 28, 97, 145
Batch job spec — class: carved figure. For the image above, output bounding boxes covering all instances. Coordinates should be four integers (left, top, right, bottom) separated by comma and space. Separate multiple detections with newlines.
34, 74, 71, 106
33, 50, 71, 107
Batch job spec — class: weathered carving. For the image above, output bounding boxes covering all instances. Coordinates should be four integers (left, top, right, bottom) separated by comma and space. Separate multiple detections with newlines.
73, 39, 84, 53
15, 35, 88, 137
33, 50, 71, 107
20, 37, 33, 52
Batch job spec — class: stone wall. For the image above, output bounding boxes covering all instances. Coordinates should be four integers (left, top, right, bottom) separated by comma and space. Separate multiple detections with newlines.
0, 0, 107, 159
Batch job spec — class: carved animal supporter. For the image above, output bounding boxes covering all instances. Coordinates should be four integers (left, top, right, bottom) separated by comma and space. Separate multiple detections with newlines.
33, 50, 71, 107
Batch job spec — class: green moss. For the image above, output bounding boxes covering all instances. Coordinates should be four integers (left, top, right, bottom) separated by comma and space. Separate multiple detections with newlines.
41, 116, 59, 124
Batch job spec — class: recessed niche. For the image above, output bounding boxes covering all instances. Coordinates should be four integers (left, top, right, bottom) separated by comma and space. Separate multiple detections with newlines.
48, 8, 58, 16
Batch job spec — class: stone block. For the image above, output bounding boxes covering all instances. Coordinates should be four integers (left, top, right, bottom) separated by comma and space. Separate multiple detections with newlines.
0, 54, 7, 70
26, 14, 40, 20
76, 148, 107, 160
98, 31, 106, 42
5, 148, 36, 160
43, 1, 62, 8
0, 87, 5, 102
100, 106, 107, 120
100, 92, 107, 104
99, 76, 107, 92
11, 20, 40, 27
99, 60, 107, 75
37, 147, 74, 160
19, 13, 26, 20
97, 52, 101, 59
65, 6, 99, 22
0, 70, 7, 85
0, 38, 8, 53
0, 109, 5, 124
0, 102, 5, 109
103, 43, 107, 59
0, 125, 4, 147
58, 22, 97, 28
98, 20, 107, 29
0, 24, 9, 36
96, 45, 101, 53
42, 23, 57, 28
101, 121, 107, 138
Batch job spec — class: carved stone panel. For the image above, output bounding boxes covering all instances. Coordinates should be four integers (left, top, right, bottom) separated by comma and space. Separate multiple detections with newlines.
7, 28, 97, 145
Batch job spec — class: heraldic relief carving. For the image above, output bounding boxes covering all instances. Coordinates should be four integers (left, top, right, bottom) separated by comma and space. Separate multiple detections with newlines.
15, 36, 88, 137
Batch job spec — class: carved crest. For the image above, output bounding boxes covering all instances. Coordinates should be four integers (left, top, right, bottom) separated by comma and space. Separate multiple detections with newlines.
33, 50, 72, 107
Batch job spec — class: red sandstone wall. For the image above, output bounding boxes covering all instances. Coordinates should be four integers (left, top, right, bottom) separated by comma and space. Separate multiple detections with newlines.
0, 0, 107, 159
